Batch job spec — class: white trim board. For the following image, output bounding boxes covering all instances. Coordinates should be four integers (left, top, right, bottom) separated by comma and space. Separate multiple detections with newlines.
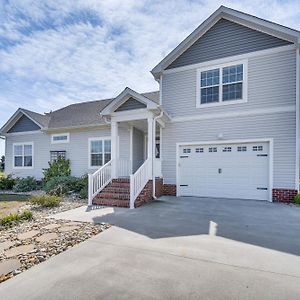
295, 47, 300, 191
176, 138, 274, 202
171, 105, 296, 123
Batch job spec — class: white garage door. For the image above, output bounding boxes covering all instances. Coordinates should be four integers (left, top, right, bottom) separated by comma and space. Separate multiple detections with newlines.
178, 142, 270, 201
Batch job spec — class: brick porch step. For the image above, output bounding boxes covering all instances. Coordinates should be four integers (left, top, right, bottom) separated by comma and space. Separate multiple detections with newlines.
96, 192, 130, 200
93, 197, 129, 208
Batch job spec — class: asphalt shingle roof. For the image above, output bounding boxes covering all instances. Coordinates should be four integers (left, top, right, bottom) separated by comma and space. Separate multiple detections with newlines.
19, 91, 159, 130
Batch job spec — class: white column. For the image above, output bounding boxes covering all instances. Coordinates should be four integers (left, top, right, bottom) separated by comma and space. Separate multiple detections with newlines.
111, 120, 118, 178
147, 117, 153, 179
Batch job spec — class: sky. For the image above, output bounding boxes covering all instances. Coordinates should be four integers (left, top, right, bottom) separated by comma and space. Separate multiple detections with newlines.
0, 0, 300, 156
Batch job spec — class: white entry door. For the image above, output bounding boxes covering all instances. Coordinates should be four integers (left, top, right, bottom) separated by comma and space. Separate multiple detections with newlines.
178, 142, 270, 201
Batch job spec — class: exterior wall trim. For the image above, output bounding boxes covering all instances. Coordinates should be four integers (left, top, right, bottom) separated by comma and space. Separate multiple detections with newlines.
295, 47, 300, 191
163, 44, 295, 76
171, 104, 296, 123
176, 138, 274, 202
5, 130, 41, 136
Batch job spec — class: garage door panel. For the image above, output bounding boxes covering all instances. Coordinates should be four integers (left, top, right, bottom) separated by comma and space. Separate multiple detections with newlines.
178, 142, 269, 201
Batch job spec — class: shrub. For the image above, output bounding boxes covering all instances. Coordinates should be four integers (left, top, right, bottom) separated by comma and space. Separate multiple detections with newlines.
295, 194, 300, 205
0, 210, 33, 228
30, 195, 61, 208
0, 174, 15, 190
43, 157, 71, 183
43, 175, 88, 197
13, 176, 37, 192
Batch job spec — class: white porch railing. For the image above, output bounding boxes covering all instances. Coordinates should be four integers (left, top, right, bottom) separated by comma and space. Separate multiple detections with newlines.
129, 158, 151, 209
116, 158, 132, 177
88, 160, 112, 206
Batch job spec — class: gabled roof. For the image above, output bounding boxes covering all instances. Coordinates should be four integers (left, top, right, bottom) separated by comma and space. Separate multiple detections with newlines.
100, 87, 159, 116
0, 91, 159, 133
151, 6, 300, 79
0, 108, 49, 134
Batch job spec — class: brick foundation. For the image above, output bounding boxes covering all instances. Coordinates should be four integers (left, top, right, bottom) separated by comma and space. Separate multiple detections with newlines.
163, 184, 177, 196
272, 188, 297, 203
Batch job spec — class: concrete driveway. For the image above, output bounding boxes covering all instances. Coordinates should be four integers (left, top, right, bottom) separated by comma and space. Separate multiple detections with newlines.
1, 196, 300, 299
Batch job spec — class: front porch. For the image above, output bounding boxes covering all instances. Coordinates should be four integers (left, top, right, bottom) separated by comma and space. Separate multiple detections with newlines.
88, 88, 167, 209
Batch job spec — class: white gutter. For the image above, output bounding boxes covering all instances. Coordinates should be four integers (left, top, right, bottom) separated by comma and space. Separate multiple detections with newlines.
152, 110, 164, 199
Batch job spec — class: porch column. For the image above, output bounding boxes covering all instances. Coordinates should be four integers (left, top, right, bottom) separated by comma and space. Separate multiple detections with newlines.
111, 120, 118, 178
147, 116, 153, 178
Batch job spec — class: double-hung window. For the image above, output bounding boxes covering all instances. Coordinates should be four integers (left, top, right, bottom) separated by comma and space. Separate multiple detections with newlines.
89, 138, 111, 168
198, 60, 247, 107
13, 143, 33, 168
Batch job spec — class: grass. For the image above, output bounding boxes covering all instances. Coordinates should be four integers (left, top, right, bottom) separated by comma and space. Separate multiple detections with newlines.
0, 210, 33, 228
0, 194, 30, 218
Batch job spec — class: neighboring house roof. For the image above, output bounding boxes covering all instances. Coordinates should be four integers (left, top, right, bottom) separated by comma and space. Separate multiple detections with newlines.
0, 91, 159, 133
151, 5, 300, 79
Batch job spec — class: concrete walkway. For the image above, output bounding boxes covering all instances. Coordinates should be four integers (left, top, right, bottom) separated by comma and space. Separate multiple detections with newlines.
1, 196, 300, 299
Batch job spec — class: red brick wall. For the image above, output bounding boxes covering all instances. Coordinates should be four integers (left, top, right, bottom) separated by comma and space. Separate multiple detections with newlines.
272, 189, 297, 203
163, 184, 176, 196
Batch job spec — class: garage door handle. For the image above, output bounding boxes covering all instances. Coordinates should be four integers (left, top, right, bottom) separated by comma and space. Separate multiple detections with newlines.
257, 187, 268, 190
180, 184, 188, 187
180, 156, 189, 158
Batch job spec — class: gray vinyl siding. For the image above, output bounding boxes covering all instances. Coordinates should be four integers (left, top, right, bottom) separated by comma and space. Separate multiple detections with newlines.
167, 18, 292, 70
115, 97, 146, 112
8, 115, 41, 133
5, 127, 130, 179
132, 127, 145, 173
162, 50, 296, 117
161, 111, 296, 189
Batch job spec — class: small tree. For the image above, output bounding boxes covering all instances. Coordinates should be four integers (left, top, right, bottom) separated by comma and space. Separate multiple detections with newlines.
0, 155, 4, 172
43, 157, 71, 183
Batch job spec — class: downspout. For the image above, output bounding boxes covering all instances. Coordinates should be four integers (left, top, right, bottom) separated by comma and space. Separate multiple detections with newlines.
152, 110, 164, 199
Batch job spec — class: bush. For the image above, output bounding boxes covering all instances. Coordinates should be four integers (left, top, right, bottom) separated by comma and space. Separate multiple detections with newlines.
295, 194, 300, 205
43, 157, 71, 183
0, 210, 33, 228
13, 176, 37, 192
43, 175, 88, 197
0, 174, 15, 190
30, 195, 61, 208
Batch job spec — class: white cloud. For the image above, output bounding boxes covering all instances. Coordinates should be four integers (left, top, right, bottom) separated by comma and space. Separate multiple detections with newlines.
0, 0, 300, 157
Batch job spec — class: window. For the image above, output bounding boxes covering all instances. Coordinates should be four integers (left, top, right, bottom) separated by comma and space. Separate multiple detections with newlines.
50, 151, 66, 163
89, 138, 111, 168
253, 145, 263, 152
200, 68, 219, 104
183, 148, 191, 154
51, 133, 69, 144
195, 147, 204, 153
222, 146, 232, 152
237, 146, 247, 152
197, 60, 247, 107
209, 147, 217, 153
13, 143, 33, 168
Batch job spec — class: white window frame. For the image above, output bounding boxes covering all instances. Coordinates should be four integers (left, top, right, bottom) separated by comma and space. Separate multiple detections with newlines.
13, 142, 34, 169
51, 133, 70, 144
196, 59, 248, 108
88, 137, 111, 169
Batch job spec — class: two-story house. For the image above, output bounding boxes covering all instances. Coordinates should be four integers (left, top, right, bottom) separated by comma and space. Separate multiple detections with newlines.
1, 6, 300, 208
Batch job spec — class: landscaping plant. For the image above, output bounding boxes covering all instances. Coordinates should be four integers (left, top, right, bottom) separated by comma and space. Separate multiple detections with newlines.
295, 194, 300, 205
30, 195, 61, 208
0, 210, 33, 228
12, 176, 37, 192
43, 157, 71, 183
0, 174, 15, 190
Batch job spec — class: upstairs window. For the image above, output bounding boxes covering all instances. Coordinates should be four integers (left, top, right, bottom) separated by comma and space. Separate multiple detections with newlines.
13, 143, 33, 168
197, 60, 247, 107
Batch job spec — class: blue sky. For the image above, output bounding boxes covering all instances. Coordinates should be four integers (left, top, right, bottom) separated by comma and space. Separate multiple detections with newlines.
0, 0, 300, 156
